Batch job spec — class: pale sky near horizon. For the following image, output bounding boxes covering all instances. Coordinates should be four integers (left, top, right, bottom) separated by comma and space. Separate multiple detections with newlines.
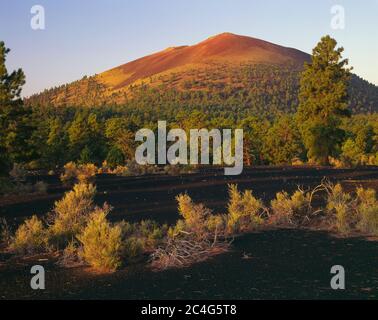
0, 0, 377, 97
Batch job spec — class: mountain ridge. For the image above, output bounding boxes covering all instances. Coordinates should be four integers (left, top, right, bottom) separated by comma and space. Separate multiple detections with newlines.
25, 33, 378, 114
97, 32, 310, 91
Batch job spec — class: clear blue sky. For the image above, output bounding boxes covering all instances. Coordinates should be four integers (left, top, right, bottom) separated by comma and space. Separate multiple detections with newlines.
1, 0, 377, 97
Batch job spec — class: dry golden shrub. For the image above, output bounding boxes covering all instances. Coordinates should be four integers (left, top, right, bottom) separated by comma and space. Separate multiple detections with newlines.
49, 183, 96, 247
10, 215, 47, 254
77, 205, 122, 272
270, 189, 312, 226
227, 184, 265, 233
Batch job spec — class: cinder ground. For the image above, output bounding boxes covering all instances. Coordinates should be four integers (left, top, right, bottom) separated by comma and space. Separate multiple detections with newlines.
1, 167, 377, 299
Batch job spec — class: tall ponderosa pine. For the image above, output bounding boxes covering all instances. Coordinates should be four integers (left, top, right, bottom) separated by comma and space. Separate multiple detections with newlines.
296, 35, 352, 165
0, 42, 33, 174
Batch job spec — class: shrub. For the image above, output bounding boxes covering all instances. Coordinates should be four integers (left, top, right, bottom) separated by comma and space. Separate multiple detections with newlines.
60, 162, 78, 183
106, 147, 125, 169
117, 220, 136, 236
137, 220, 167, 249
115, 219, 168, 256
329, 157, 348, 169
167, 219, 186, 239
122, 236, 144, 259
227, 184, 265, 233
125, 160, 146, 176
371, 153, 378, 166
77, 205, 123, 272
110, 160, 151, 176
291, 157, 304, 166
340, 138, 361, 167
152, 194, 230, 270
176, 193, 212, 237
60, 162, 97, 184
360, 154, 378, 166
269, 189, 312, 226
59, 240, 83, 267
76, 163, 98, 183
355, 188, 378, 235
79, 146, 93, 165
205, 214, 227, 238
325, 183, 354, 234
49, 183, 96, 247
9, 215, 47, 254
98, 160, 110, 174
110, 165, 129, 176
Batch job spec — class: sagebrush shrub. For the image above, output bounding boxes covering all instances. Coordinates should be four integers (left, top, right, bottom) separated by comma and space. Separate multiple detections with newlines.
77, 205, 123, 272
152, 194, 229, 269
117, 220, 136, 236
176, 193, 212, 237
124, 160, 159, 176
60, 162, 78, 183
76, 163, 98, 183
325, 183, 354, 234
137, 220, 167, 249
110, 165, 129, 176
355, 188, 378, 235
167, 219, 186, 239
125, 160, 144, 176
60, 162, 97, 184
10, 215, 47, 254
122, 236, 144, 259
49, 183, 96, 247
269, 189, 312, 226
329, 156, 348, 169
59, 240, 83, 267
115, 219, 167, 256
227, 184, 264, 233
205, 214, 227, 237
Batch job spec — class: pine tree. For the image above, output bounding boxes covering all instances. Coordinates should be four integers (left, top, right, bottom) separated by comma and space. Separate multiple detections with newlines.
263, 115, 305, 165
296, 36, 352, 165
105, 117, 136, 162
0, 41, 32, 175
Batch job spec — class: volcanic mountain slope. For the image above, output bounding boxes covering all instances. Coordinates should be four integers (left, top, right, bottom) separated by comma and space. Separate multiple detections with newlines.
26, 32, 378, 114
97, 32, 310, 89
26, 33, 309, 104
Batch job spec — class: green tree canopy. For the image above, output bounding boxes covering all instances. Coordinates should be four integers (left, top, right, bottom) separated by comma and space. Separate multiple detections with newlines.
296, 35, 352, 165
0, 41, 32, 174
263, 115, 305, 165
